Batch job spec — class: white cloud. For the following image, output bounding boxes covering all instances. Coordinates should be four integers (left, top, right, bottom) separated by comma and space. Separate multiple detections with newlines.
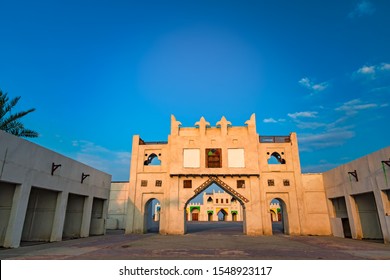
299, 77, 329, 93
263, 118, 285, 123
263, 118, 277, 123
299, 127, 356, 152
349, 1, 375, 18
353, 62, 390, 80
335, 99, 378, 115
288, 111, 318, 119
357, 65, 375, 75
380, 63, 390, 71
71, 140, 131, 181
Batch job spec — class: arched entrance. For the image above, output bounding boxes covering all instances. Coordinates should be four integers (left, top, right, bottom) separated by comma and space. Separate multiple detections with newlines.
190, 207, 200, 221
270, 198, 289, 235
184, 177, 246, 234
217, 209, 228, 221
144, 198, 160, 233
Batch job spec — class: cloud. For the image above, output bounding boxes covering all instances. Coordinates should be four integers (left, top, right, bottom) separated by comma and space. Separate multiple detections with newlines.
299, 77, 329, 93
71, 140, 131, 181
298, 127, 356, 152
288, 111, 318, 119
335, 99, 378, 115
301, 161, 340, 173
349, 1, 375, 18
353, 63, 390, 80
263, 118, 277, 123
263, 118, 285, 123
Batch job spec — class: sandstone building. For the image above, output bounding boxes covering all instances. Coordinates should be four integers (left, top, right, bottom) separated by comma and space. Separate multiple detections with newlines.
124, 114, 332, 236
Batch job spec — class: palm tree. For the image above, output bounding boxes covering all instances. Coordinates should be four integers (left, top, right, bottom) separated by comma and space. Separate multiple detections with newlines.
0, 89, 38, 138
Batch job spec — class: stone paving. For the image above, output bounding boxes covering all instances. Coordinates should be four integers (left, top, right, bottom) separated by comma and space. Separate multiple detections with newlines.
1, 222, 389, 260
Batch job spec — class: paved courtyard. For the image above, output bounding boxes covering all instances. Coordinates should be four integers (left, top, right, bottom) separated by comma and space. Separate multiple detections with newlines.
1, 222, 389, 260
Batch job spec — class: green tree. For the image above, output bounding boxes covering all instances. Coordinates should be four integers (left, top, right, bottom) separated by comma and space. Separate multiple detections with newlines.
0, 89, 38, 138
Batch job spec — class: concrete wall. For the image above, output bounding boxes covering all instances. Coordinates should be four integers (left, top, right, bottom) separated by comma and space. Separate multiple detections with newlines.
301, 174, 332, 235
0, 130, 111, 248
63, 193, 85, 239
0, 182, 16, 244
323, 146, 390, 243
107, 182, 129, 230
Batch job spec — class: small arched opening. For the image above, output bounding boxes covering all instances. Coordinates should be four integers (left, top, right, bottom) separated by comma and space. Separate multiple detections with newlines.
144, 198, 161, 233
267, 152, 286, 164
190, 207, 200, 221
207, 211, 213, 221
144, 153, 161, 166
270, 198, 289, 235
217, 209, 228, 221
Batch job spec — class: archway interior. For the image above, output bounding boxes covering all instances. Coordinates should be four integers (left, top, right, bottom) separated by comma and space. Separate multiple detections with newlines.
217, 209, 228, 221
270, 198, 287, 234
184, 182, 245, 234
145, 198, 160, 233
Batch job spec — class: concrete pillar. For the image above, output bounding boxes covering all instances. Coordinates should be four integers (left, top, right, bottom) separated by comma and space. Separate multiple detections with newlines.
346, 195, 363, 239
80, 196, 93, 237
3, 183, 32, 248
50, 191, 69, 242
374, 189, 390, 243
102, 199, 108, 235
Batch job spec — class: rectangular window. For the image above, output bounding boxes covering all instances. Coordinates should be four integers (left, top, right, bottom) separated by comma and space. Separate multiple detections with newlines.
183, 180, 192, 188
155, 180, 162, 187
228, 148, 245, 168
283, 179, 290, 186
206, 148, 222, 168
183, 149, 200, 168
237, 180, 245, 188
267, 179, 275, 186
226, 199, 229, 204
141, 180, 148, 187
216, 199, 219, 203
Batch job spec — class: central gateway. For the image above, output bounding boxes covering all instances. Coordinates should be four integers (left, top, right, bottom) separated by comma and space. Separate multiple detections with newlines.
125, 114, 331, 236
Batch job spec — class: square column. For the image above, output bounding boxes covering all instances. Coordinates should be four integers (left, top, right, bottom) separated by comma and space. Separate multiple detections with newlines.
80, 196, 93, 237
50, 191, 69, 242
3, 183, 32, 248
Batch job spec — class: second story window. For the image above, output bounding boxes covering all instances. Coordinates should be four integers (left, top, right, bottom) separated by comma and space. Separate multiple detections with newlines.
206, 148, 222, 168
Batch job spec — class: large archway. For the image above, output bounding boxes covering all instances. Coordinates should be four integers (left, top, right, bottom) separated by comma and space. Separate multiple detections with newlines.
184, 177, 247, 235
144, 198, 160, 233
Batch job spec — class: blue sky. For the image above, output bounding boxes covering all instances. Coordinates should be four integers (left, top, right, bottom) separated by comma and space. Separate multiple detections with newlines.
1, 0, 389, 181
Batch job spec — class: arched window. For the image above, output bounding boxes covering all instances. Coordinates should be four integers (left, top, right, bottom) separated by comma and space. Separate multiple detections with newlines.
144, 153, 161, 166
267, 152, 286, 164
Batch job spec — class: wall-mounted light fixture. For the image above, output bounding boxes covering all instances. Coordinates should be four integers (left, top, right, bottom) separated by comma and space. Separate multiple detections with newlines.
382, 159, 390, 167
81, 173, 90, 183
348, 170, 358, 182
51, 163, 61, 175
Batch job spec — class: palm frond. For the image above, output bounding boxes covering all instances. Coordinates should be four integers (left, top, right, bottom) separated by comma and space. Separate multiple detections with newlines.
0, 89, 38, 138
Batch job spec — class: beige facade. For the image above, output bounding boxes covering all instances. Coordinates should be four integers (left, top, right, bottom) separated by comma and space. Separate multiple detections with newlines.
0, 130, 111, 248
124, 114, 332, 236
323, 146, 390, 243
